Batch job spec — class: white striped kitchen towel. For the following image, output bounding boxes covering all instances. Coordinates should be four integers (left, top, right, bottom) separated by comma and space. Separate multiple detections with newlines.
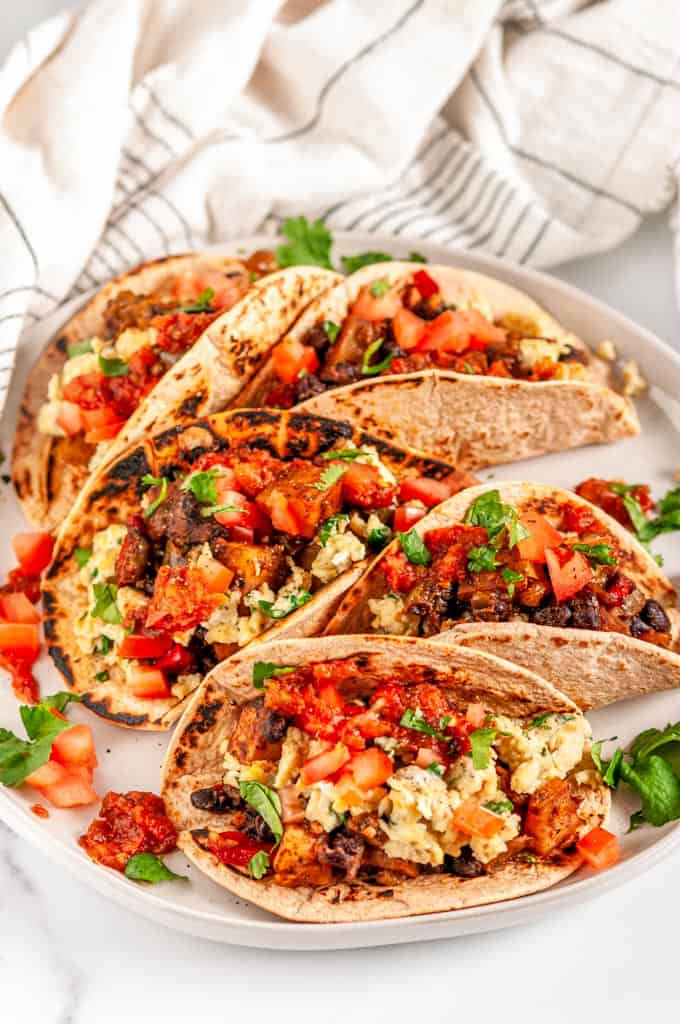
1, 0, 679, 408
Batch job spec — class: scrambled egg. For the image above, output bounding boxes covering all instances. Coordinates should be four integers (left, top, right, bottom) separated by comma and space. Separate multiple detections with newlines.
74, 524, 127, 658
221, 749, 275, 787
368, 593, 418, 635
494, 713, 590, 795
274, 728, 308, 787
205, 562, 312, 646
519, 337, 572, 369
38, 337, 107, 437
115, 327, 157, 360
311, 516, 366, 583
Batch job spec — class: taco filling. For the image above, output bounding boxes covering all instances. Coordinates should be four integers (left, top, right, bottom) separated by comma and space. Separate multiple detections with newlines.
370, 489, 673, 648
38, 251, 276, 444
187, 656, 609, 886
263, 268, 590, 408
75, 446, 463, 702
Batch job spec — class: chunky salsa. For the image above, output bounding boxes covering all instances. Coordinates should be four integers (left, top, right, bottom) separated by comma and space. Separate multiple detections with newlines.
76, 444, 467, 702
369, 488, 673, 648
0, 531, 54, 702
264, 268, 590, 408
79, 791, 177, 872
188, 657, 613, 887
39, 251, 276, 444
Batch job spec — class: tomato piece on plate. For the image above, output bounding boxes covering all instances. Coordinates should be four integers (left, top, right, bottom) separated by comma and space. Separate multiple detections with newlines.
272, 337, 319, 384
0, 622, 41, 661
56, 401, 83, 436
399, 476, 453, 508
80, 406, 123, 430
51, 723, 98, 770
197, 558, 234, 594
516, 512, 563, 563
341, 463, 397, 509
119, 634, 173, 660
0, 592, 40, 624
84, 420, 126, 443
300, 743, 350, 785
41, 765, 99, 808
393, 504, 426, 532
451, 799, 506, 839
392, 307, 427, 351
545, 546, 593, 602
346, 747, 393, 790
577, 827, 620, 870
412, 269, 440, 298
25, 759, 64, 789
12, 532, 54, 576
351, 283, 402, 322
128, 666, 171, 700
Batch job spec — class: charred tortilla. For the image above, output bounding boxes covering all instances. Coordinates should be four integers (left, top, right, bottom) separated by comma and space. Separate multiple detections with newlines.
13, 253, 339, 530
235, 262, 639, 469
161, 635, 609, 923
323, 482, 680, 710
42, 410, 467, 730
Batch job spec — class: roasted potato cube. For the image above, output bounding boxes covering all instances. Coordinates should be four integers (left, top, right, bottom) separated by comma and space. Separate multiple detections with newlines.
272, 824, 333, 887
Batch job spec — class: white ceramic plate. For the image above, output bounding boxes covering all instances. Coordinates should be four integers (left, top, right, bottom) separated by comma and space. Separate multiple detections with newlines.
1, 233, 679, 950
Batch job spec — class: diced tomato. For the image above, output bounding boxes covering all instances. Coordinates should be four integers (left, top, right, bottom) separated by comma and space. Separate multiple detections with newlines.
348, 709, 391, 740
127, 666, 171, 700
605, 572, 634, 607
12, 532, 54, 576
561, 502, 598, 536
341, 462, 397, 509
412, 269, 440, 298
260, 491, 300, 535
40, 765, 99, 809
272, 336, 319, 385
465, 702, 486, 727
145, 566, 224, 634
382, 550, 422, 592
516, 512, 563, 563
399, 476, 453, 508
300, 743, 350, 786
393, 307, 427, 351
577, 827, 620, 871
0, 592, 40, 624
212, 483, 253, 529
119, 634, 173, 660
545, 546, 593, 602
84, 420, 126, 443
229, 525, 255, 543
0, 653, 39, 703
317, 684, 345, 712
417, 309, 506, 354
208, 830, 272, 870
345, 747, 393, 791
56, 401, 84, 436
25, 759, 64, 789
172, 268, 249, 311
197, 557, 234, 594
451, 799, 506, 839
154, 643, 194, 675
51, 723, 98, 770
80, 406, 122, 430
2, 567, 41, 604
415, 747, 440, 768
393, 504, 426, 532
0, 623, 40, 662
351, 283, 403, 322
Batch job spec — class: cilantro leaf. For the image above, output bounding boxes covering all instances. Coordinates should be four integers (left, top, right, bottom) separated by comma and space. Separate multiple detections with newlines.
619, 756, 680, 827
369, 278, 390, 298
199, 503, 242, 518
469, 727, 496, 770
341, 252, 393, 274
484, 799, 513, 814
397, 529, 431, 566
124, 853, 187, 884
637, 487, 680, 544
465, 489, 528, 548
180, 287, 214, 314
74, 547, 92, 569
247, 850, 271, 879
94, 635, 112, 655
361, 337, 395, 376
368, 525, 390, 552
66, 339, 94, 359
427, 762, 444, 778
252, 662, 295, 690
610, 483, 649, 535
313, 464, 348, 491
320, 448, 370, 461
502, 567, 524, 596
181, 469, 219, 505
0, 693, 79, 787
258, 592, 312, 620
408, 251, 428, 263
98, 354, 129, 377
276, 217, 334, 269
467, 544, 498, 574
572, 542, 617, 566
318, 513, 349, 547
141, 473, 168, 519
91, 583, 122, 625
239, 781, 283, 842
40, 692, 82, 714
323, 320, 340, 342
399, 707, 447, 741
629, 722, 680, 771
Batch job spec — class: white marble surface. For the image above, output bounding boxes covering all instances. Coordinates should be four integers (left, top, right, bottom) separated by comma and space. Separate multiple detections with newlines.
2, 4, 680, 1022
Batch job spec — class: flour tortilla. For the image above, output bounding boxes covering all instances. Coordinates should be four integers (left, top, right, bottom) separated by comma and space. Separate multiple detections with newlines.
235, 262, 639, 469
42, 410, 458, 730
13, 257, 339, 530
161, 634, 606, 924
323, 482, 680, 711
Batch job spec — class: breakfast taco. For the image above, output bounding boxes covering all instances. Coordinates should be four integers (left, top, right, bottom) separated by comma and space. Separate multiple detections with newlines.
41, 409, 469, 730
161, 634, 612, 923
12, 252, 339, 530
234, 262, 640, 469
323, 483, 680, 710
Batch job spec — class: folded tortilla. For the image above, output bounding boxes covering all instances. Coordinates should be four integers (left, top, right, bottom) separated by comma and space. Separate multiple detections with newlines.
323, 482, 680, 710
235, 262, 640, 469
162, 634, 609, 923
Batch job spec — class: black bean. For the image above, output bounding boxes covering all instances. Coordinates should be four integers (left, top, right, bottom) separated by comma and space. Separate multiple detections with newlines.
640, 599, 671, 633
293, 372, 327, 402
569, 591, 601, 630
444, 847, 485, 878
531, 603, 572, 627
242, 807, 275, 844
190, 784, 242, 813
630, 616, 649, 639
261, 709, 289, 743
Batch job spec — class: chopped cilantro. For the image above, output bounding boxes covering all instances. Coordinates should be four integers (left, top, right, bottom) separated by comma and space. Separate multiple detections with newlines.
484, 799, 513, 815
367, 525, 390, 552
427, 762, 444, 778
0, 694, 80, 787
467, 543, 499, 574
66, 339, 94, 358
323, 320, 340, 342
397, 528, 431, 565
93, 635, 113, 655
469, 727, 496, 770
313, 464, 348, 491
180, 287, 214, 313
369, 278, 390, 297
91, 583, 122, 625
74, 547, 92, 569
341, 252, 393, 273
464, 489, 529, 549
247, 850, 270, 879
501, 567, 524, 596
320, 448, 370, 461
258, 592, 312, 619
399, 707, 447, 741
98, 354, 129, 377
572, 542, 616, 566
252, 662, 295, 690
141, 473, 168, 518
181, 469, 219, 505
361, 337, 395, 376
318, 513, 349, 547
124, 853, 187, 884
95, 670, 110, 682
276, 216, 333, 269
